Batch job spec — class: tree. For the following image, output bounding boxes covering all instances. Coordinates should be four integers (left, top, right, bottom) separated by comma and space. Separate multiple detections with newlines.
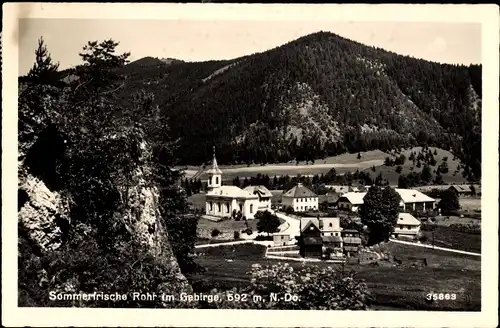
375, 172, 384, 186
359, 186, 400, 245
438, 189, 460, 215
433, 171, 444, 185
395, 165, 403, 174
255, 211, 281, 236
398, 174, 409, 188
26, 37, 60, 85
420, 165, 432, 184
74, 39, 131, 99
438, 161, 449, 174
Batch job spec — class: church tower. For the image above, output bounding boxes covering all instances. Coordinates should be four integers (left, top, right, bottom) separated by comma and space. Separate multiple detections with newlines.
206, 146, 222, 190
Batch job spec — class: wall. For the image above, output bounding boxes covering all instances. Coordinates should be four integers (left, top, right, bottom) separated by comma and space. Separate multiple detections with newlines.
292, 197, 319, 212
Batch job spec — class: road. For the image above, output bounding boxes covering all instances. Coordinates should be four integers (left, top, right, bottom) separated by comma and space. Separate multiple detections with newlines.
270, 210, 301, 238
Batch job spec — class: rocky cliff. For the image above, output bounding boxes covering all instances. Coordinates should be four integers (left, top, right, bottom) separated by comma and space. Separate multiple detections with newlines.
18, 121, 192, 306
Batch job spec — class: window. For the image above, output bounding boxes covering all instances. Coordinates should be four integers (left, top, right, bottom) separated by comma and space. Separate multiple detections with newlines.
239, 204, 243, 212
329, 223, 332, 227
281, 236, 284, 240
407, 226, 411, 230
209, 201, 213, 211
215, 176, 219, 185
218, 203, 221, 212
331, 233, 334, 236
226, 203, 230, 213
250, 204, 253, 213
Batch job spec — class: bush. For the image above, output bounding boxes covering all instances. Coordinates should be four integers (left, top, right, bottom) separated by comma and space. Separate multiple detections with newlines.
255, 235, 273, 241
233, 231, 240, 240
205, 263, 371, 310
211, 228, 221, 237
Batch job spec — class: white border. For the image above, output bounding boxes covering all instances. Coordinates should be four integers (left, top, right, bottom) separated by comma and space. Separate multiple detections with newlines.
2, 3, 499, 327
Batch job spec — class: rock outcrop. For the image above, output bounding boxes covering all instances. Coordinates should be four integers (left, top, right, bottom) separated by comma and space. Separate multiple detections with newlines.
18, 174, 70, 252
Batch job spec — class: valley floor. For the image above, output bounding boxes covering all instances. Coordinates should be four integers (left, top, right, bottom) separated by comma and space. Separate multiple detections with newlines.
187, 241, 481, 311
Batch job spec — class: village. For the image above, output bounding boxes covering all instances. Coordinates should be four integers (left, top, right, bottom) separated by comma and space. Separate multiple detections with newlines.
190, 148, 481, 263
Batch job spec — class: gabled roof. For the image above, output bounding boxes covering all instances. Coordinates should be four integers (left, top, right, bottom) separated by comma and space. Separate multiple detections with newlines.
395, 189, 435, 203
449, 185, 472, 192
300, 218, 321, 233
283, 183, 317, 198
397, 213, 421, 226
206, 186, 257, 199
338, 192, 366, 205
244, 185, 273, 198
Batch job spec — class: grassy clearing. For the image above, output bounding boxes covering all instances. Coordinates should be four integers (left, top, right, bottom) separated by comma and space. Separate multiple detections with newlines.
187, 242, 480, 311
198, 217, 259, 233
421, 226, 481, 253
459, 197, 481, 212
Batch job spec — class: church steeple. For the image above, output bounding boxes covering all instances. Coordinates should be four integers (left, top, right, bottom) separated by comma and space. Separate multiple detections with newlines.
206, 146, 222, 189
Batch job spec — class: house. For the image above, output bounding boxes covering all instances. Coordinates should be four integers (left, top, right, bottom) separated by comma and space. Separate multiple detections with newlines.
298, 218, 323, 259
341, 229, 362, 257
320, 217, 344, 259
336, 188, 436, 213
392, 213, 421, 239
244, 185, 272, 211
448, 184, 475, 197
395, 189, 436, 212
336, 192, 366, 212
205, 148, 264, 220
299, 217, 344, 259
282, 183, 319, 212
318, 193, 340, 208
273, 233, 292, 247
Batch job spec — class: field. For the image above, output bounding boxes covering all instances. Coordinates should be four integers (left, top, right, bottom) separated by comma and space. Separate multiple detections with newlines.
421, 226, 480, 253
187, 241, 481, 311
180, 147, 468, 186
183, 150, 388, 180
459, 197, 481, 212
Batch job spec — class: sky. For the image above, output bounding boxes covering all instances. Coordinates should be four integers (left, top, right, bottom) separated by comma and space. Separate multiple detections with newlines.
18, 19, 482, 75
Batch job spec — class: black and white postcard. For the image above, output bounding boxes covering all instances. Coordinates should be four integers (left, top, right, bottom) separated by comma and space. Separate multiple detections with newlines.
2, 3, 499, 327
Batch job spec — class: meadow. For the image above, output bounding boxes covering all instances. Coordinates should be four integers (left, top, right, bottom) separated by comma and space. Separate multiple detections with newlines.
187, 241, 481, 311
181, 147, 469, 186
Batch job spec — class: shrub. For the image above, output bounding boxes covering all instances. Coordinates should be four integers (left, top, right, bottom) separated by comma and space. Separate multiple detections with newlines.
255, 235, 273, 241
206, 263, 371, 310
233, 231, 240, 240
211, 228, 221, 237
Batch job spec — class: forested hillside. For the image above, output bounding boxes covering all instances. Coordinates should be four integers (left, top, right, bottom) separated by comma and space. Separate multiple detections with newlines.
65, 31, 482, 181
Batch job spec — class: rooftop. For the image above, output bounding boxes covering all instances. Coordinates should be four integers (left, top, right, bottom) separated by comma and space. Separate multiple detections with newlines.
283, 183, 318, 198
206, 186, 257, 199
244, 185, 273, 198
397, 213, 421, 226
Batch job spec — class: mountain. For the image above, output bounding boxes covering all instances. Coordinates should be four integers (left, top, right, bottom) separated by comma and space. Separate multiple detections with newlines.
107, 31, 481, 180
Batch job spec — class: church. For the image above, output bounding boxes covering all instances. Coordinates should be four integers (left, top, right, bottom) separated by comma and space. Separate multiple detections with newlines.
204, 149, 272, 220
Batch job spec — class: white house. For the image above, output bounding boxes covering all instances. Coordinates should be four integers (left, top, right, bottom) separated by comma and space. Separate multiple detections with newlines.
394, 189, 436, 212
337, 192, 366, 212
336, 188, 436, 213
282, 183, 319, 212
243, 185, 272, 212
392, 213, 421, 238
205, 149, 262, 220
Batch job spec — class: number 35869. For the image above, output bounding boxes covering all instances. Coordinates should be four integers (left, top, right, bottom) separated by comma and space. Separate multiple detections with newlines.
426, 293, 457, 301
